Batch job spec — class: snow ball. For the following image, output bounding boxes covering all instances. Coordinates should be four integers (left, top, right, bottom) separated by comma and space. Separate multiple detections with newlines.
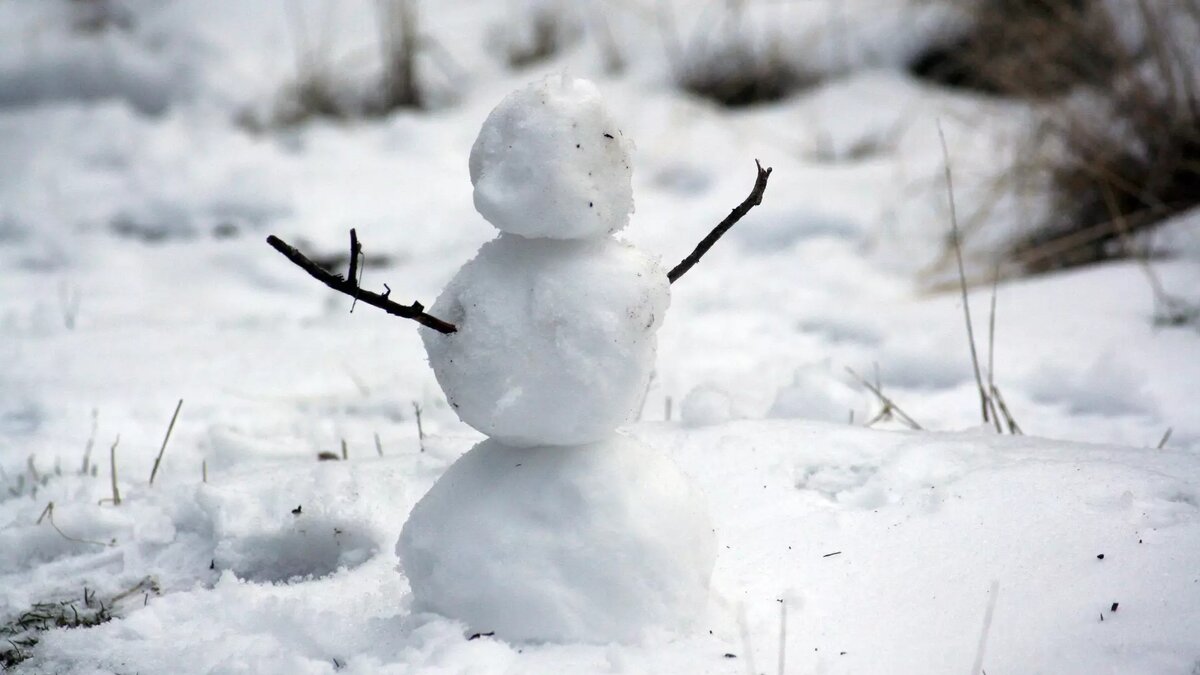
397, 434, 717, 644
768, 364, 860, 423
469, 74, 635, 239
421, 234, 670, 447
680, 383, 733, 427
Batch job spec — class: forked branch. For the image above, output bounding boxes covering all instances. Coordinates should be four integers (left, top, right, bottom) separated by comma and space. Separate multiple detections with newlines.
668, 160, 773, 283
266, 230, 457, 334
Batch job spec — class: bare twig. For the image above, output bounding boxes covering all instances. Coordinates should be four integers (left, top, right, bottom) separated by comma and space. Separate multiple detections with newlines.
845, 367, 922, 430
938, 123, 994, 428
668, 160, 772, 283
341, 438, 349, 460
266, 229, 456, 334
149, 399, 183, 486
374, 432, 384, 457
202, 459, 208, 483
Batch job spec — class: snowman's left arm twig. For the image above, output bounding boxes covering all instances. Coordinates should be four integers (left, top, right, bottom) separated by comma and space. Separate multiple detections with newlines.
266, 230, 458, 334
667, 160, 772, 284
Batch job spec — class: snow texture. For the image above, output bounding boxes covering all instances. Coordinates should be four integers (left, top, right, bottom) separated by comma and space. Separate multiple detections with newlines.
397, 434, 717, 644
680, 383, 733, 427
469, 75, 635, 239
769, 364, 862, 423
420, 233, 670, 447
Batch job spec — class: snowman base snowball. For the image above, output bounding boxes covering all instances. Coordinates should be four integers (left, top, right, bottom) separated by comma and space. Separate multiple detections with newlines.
397, 435, 716, 643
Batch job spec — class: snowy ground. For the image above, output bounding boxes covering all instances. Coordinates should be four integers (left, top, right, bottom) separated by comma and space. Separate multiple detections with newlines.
2, 1, 1199, 673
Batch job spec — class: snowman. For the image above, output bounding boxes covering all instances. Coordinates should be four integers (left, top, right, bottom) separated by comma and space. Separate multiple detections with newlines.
267, 75, 771, 643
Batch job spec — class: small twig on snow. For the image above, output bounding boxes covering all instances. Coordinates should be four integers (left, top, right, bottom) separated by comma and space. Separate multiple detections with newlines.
266, 229, 456, 334
668, 160, 772, 283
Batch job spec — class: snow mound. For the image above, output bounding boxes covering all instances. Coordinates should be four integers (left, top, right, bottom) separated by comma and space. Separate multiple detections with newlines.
421, 234, 670, 447
680, 383, 733, 427
769, 363, 861, 423
469, 75, 635, 239
397, 434, 716, 644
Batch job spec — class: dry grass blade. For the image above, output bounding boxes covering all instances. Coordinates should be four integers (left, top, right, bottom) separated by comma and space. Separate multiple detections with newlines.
985, 268, 1003, 430
845, 366, 923, 430
938, 123, 996, 430
989, 384, 1023, 435
107, 435, 121, 506
36, 502, 112, 548
149, 399, 183, 486
1157, 427, 1173, 449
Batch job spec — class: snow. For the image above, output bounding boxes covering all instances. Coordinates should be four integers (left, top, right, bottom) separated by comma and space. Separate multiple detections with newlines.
397, 434, 716, 643
1, 0, 1199, 673
421, 233, 669, 447
680, 383, 733, 427
469, 75, 635, 239
768, 363, 862, 423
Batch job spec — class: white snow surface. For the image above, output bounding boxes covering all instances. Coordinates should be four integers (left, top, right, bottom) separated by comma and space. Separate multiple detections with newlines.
1, 0, 1199, 673
397, 434, 716, 643
469, 75, 635, 239
421, 233, 670, 447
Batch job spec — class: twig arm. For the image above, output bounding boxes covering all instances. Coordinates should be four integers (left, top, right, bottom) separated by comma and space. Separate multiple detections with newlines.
667, 160, 772, 284
266, 230, 457, 334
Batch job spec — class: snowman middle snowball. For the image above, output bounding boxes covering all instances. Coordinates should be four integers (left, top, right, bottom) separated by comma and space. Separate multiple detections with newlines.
421, 76, 670, 447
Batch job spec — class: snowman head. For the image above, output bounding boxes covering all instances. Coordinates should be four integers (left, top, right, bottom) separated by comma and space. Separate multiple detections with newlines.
469, 75, 635, 240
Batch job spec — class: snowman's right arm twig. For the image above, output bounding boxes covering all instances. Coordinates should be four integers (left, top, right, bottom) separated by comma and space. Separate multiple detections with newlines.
266, 230, 458, 334
667, 160, 772, 284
